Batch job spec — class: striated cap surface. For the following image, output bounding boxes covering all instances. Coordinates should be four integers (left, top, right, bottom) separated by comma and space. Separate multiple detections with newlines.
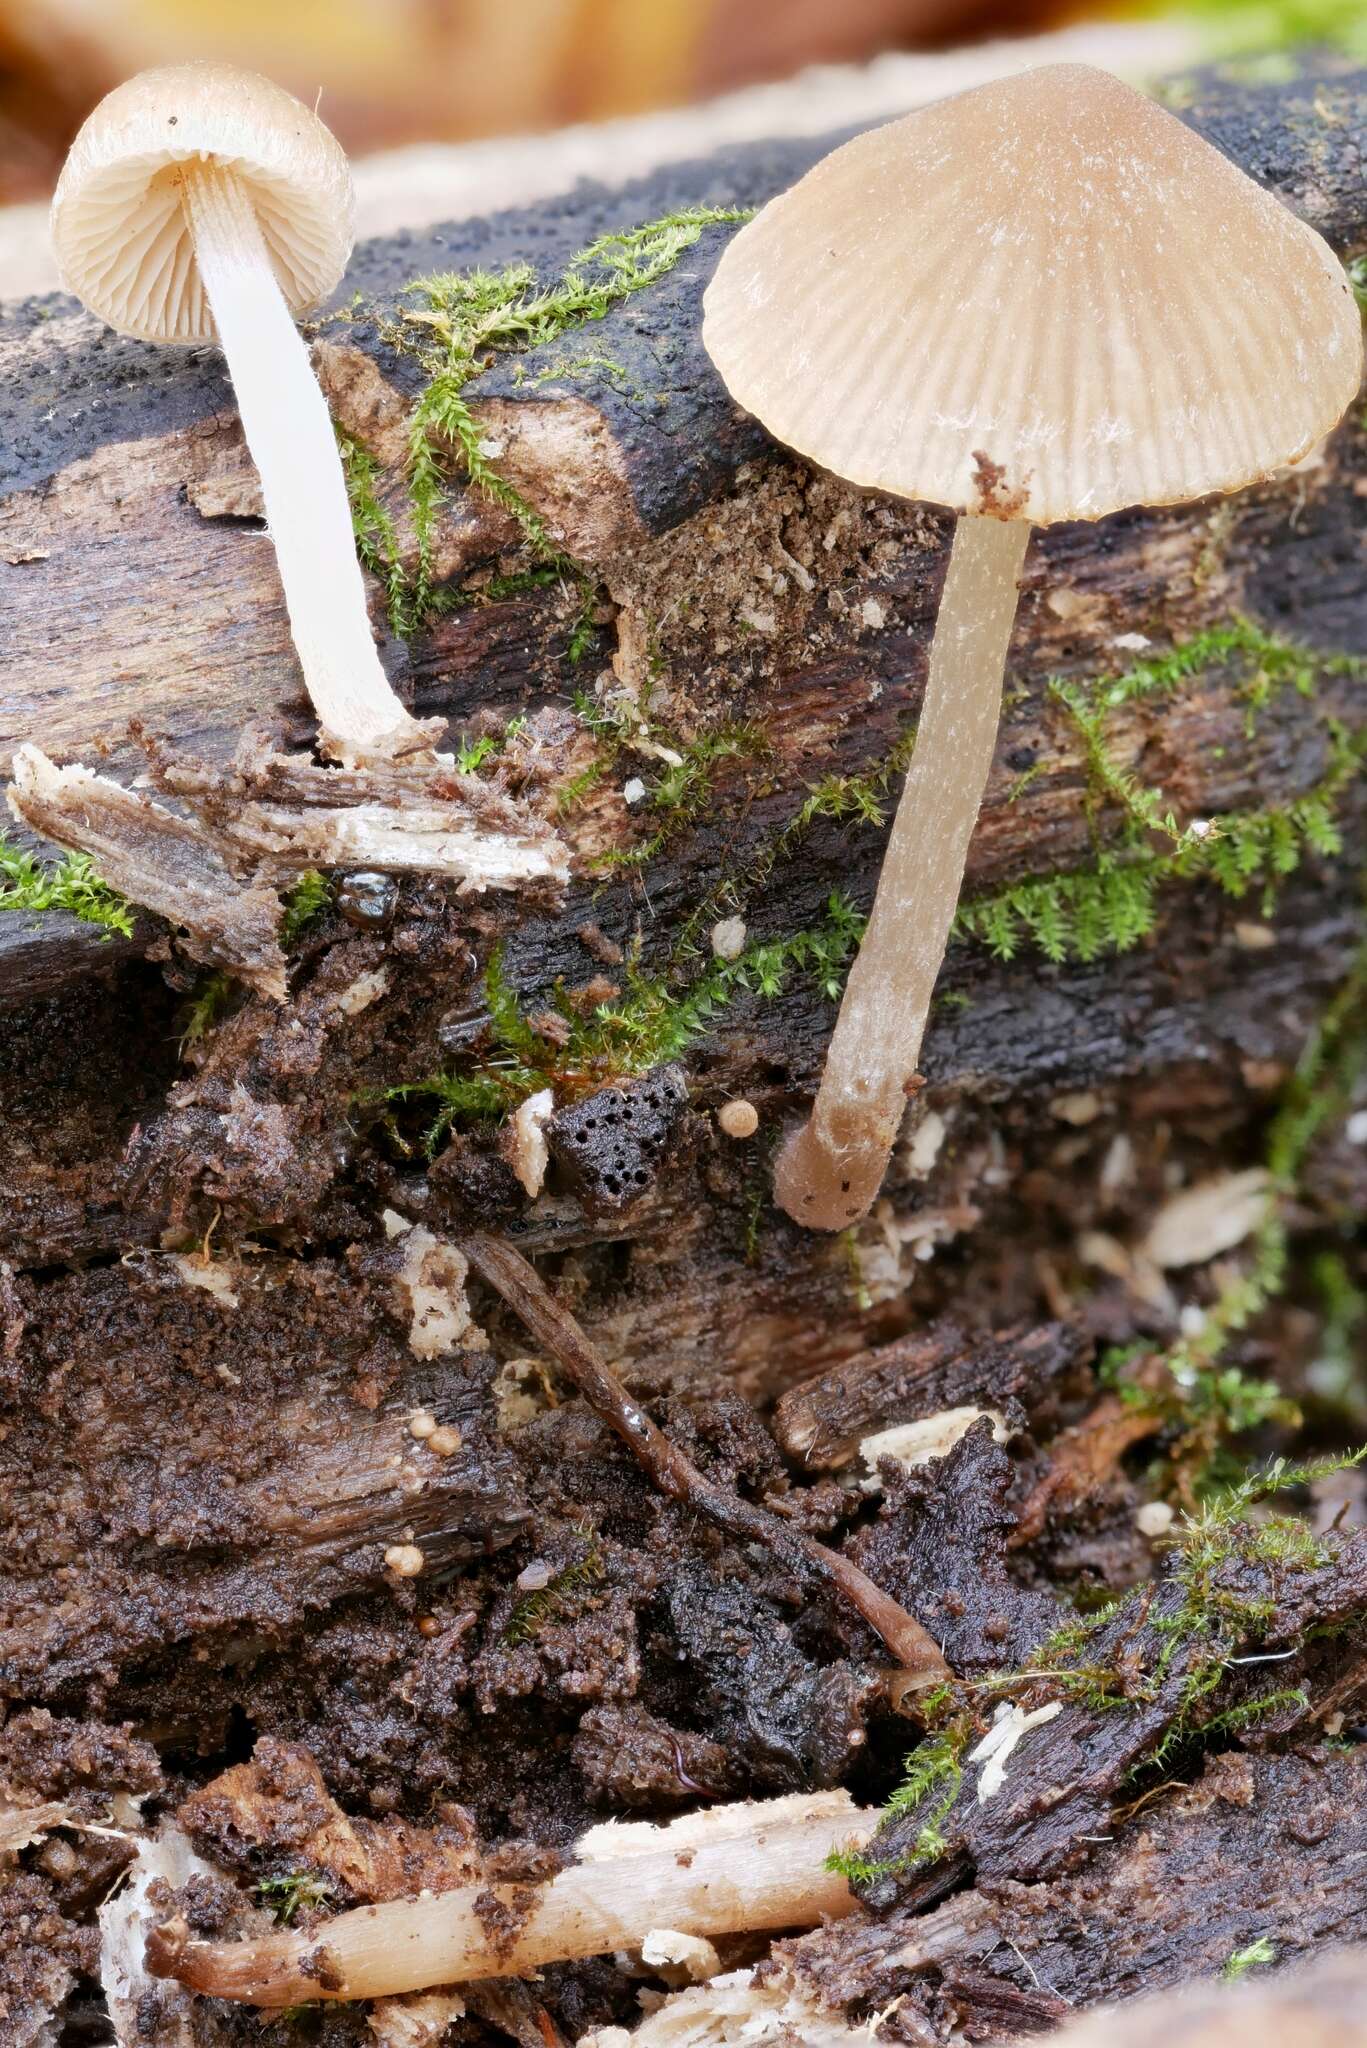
703, 64, 1363, 524
51, 63, 354, 344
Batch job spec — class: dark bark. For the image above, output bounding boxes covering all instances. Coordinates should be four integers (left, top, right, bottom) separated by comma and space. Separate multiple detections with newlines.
773, 1751, 1367, 2033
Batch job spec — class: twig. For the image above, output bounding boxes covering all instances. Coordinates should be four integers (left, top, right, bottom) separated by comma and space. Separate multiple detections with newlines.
463, 1233, 950, 1683
147, 1792, 878, 2006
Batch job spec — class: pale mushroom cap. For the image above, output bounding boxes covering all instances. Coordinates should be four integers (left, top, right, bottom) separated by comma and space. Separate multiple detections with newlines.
51, 63, 354, 344
703, 64, 1363, 526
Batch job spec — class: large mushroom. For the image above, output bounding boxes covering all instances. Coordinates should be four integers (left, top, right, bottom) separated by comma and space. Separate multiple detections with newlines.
50, 64, 438, 768
702, 62, 1362, 1231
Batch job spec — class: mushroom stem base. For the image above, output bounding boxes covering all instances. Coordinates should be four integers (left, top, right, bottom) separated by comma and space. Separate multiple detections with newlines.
178, 159, 435, 767
775, 514, 1030, 1230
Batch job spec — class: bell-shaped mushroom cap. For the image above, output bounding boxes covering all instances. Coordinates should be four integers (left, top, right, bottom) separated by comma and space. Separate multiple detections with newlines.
51, 63, 354, 344
703, 64, 1362, 526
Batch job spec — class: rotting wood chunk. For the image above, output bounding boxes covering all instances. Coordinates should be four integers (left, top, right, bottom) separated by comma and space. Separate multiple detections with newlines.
773, 1319, 1089, 1468
7, 746, 288, 996
850, 1422, 1061, 1675
145, 727, 569, 894
854, 1523, 1367, 1917
7, 725, 567, 994
0, 1256, 526, 1700
548, 1065, 690, 1217
177, 1738, 483, 1904
769, 1748, 1367, 2037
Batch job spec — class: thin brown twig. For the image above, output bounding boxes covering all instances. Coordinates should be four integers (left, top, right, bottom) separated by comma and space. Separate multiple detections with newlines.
463, 1233, 950, 1685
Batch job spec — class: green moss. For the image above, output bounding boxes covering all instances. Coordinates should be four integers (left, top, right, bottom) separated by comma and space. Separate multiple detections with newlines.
1307, 1251, 1367, 1415
379, 891, 865, 1152
0, 833, 133, 938
279, 870, 331, 947
253, 1872, 334, 1925
675, 724, 919, 964
516, 347, 643, 403
1168, 0, 1367, 61
826, 1716, 971, 1884
1223, 1936, 1277, 1981
972, 1450, 1361, 1785
504, 1528, 604, 1645
672, 621, 1361, 980
457, 713, 527, 775
1102, 939, 1367, 1480
337, 428, 414, 638
345, 206, 752, 635
954, 622, 1365, 965
178, 971, 232, 1052
591, 722, 770, 874
1134, 1449, 1365, 1756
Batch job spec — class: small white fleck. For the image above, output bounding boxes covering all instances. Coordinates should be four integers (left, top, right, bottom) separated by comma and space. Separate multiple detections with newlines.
905, 1110, 946, 1179
1050, 1090, 1102, 1126
1135, 1501, 1175, 1538
710, 916, 746, 961
623, 777, 646, 805
971, 1700, 1062, 1802
506, 1087, 554, 1198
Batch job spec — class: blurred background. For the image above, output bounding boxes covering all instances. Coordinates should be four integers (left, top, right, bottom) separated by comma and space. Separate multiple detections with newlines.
1, 0, 1364, 208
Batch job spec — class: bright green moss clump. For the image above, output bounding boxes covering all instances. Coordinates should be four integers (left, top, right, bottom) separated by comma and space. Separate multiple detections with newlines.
344, 206, 752, 636
0, 832, 132, 937
955, 622, 1365, 964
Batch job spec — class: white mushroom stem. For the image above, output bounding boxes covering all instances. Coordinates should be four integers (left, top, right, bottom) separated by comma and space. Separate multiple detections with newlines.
146, 1793, 878, 2007
178, 160, 431, 767
775, 514, 1030, 1229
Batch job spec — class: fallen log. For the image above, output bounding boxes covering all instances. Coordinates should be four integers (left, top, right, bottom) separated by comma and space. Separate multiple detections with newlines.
0, 64, 1362, 1401
1, 61, 1365, 2047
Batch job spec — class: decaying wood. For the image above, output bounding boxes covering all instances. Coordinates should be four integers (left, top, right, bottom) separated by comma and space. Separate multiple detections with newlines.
768, 1750, 1367, 2033
854, 1523, 1367, 1915
1, 68, 1364, 994
0, 1247, 526, 1699
609, 1939, 1367, 2047
772, 1320, 1088, 1467
465, 1232, 950, 1681
1, 59, 1365, 2048
6, 728, 569, 985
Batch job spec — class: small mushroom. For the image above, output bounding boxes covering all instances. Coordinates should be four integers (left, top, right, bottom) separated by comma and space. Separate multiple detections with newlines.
717, 1098, 759, 1139
51, 65, 439, 767
703, 64, 1361, 1230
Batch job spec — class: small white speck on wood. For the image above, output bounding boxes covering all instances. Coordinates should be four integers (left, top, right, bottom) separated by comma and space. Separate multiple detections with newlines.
1142, 1168, 1271, 1270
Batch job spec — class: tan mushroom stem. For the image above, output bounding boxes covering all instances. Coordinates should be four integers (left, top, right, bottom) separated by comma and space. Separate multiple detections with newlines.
775, 515, 1029, 1229
177, 159, 426, 767
147, 1795, 878, 2006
